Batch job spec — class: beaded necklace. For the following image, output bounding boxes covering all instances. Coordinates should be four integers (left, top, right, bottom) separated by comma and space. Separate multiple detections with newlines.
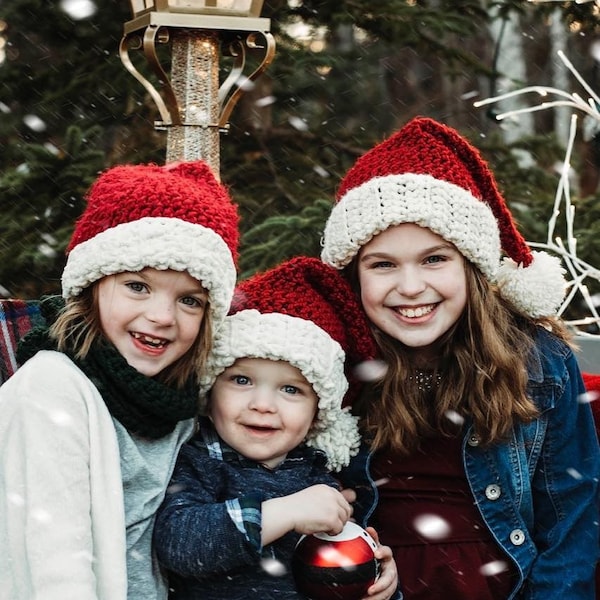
409, 369, 442, 391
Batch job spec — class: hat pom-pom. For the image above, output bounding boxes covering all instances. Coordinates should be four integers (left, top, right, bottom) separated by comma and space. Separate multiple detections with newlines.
496, 250, 566, 318
306, 408, 361, 472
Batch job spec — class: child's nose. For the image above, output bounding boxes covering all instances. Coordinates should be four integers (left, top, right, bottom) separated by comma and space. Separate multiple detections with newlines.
395, 266, 427, 297
147, 297, 176, 326
248, 388, 277, 412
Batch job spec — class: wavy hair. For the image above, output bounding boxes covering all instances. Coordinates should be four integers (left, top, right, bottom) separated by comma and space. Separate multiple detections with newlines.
347, 260, 569, 454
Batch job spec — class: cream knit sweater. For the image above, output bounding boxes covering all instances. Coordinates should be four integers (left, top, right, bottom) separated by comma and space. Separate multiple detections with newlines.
2, 348, 198, 600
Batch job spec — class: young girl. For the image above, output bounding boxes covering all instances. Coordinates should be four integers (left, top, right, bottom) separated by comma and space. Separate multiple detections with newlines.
154, 256, 398, 600
320, 117, 600, 599
0, 160, 239, 600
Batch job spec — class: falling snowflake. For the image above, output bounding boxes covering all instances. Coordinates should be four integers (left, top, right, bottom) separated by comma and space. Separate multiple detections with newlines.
59, 0, 97, 20
353, 359, 388, 382
261, 557, 287, 577
480, 560, 509, 577
578, 390, 600, 403
445, 409, 465, 426
413, 513, 451, 541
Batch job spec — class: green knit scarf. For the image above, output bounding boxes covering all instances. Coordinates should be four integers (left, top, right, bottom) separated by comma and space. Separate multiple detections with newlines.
17, 296, 198, 439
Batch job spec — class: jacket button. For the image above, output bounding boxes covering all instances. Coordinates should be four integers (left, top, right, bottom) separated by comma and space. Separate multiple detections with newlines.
510, 529, 526, 546
485, 484, 501, 500
467, 433, 480, 446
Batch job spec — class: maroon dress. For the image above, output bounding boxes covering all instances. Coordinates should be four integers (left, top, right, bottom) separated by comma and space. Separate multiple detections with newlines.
370, 434, 518, 599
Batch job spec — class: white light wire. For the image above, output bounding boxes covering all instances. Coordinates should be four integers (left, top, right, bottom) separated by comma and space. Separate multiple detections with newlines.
474, 50, 600, 331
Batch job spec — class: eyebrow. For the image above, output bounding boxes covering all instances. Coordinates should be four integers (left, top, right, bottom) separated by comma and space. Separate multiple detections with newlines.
125, 271, 208, 296
286, 376, 312, 386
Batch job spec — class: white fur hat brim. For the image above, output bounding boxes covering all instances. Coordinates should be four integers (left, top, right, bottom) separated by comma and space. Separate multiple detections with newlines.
322, 173, 566, 316
321, 173, 502, 279
62, 216, 236, 326
200, 309, 360, 471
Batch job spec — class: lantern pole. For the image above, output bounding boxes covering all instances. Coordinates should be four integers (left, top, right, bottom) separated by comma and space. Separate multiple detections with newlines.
119, 3, 275, 176
167, 30, 220, 167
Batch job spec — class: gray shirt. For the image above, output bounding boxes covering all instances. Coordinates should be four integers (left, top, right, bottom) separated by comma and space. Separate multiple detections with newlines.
114, 417, 195, 600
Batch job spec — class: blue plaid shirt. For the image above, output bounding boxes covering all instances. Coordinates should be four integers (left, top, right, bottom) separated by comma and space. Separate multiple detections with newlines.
154, 417, 339, 599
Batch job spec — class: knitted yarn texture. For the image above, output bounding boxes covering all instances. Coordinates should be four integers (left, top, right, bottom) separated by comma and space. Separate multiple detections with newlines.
62, 160, 239, 326
321, 117, 565, 317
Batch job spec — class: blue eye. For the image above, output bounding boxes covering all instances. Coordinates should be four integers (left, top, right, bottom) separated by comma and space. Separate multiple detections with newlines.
425, 255, 446, 264
372, 260, 394, 269
282, 385, 299, 395
180, 296, 204, 308
125, 281, 147, 293
233, 375, 251, 385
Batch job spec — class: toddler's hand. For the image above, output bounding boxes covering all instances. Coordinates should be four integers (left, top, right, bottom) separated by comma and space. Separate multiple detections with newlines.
287, 484, 353, 536
286, 484, 352, 535
362, 527, 399, 600
261, 484, 352, 545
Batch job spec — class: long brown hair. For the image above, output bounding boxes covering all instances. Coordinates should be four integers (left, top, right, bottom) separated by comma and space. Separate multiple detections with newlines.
349, 259, 569, 454
49, 281, 213, 389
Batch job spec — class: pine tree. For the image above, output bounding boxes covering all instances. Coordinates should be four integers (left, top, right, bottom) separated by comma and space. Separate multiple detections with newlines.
0, 125, 105, 296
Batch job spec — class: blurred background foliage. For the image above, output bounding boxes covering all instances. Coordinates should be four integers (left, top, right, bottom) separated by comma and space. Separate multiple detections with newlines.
1, 0, 600, 323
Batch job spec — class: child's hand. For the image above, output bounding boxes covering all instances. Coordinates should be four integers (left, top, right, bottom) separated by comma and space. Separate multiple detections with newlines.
362, 527, 399, 600
340, 486, 357, 504
286, 484, 353, 536
261, 484, 352, 545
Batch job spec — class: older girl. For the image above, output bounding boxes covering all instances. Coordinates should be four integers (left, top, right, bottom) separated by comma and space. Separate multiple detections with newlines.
321, 117, 600, 599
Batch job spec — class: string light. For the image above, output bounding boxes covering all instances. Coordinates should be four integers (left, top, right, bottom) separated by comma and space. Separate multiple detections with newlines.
474, 51, 600, 332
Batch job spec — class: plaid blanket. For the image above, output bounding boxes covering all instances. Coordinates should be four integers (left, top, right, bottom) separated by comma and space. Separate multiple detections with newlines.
0, 299, 43, 385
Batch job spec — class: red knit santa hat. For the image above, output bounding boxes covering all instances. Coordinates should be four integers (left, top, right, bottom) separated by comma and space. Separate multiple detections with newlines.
200, 256, 378, 471
321, 117, 565, 318
62, 160, 239, 326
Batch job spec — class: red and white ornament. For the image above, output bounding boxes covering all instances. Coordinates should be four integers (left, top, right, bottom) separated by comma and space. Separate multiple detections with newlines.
292, 522, 380, 600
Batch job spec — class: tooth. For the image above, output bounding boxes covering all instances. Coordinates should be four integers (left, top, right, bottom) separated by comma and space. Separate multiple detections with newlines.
400, 305, 434, 318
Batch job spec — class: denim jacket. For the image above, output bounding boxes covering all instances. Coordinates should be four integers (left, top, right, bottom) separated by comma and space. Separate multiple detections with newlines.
339, 327, 600, 599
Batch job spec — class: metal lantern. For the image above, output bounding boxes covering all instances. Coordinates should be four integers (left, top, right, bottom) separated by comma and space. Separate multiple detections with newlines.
128, 1, 266, 18
121, 0, 275, 169
124, 0, 270, 33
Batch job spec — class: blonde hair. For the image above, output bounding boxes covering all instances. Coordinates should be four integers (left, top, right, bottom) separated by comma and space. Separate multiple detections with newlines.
50, 282, 213, 389
348, 260, 570, 454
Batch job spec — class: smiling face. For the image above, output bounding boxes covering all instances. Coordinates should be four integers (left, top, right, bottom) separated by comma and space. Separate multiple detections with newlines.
97, 268, 208, 377
209, 357, 319, 469
357, 223, 467, 360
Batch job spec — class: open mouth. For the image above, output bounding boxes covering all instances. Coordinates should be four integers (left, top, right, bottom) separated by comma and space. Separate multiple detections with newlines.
397, 304, 436, 318
245, 424, 277, 433
131, 331, 169, 348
